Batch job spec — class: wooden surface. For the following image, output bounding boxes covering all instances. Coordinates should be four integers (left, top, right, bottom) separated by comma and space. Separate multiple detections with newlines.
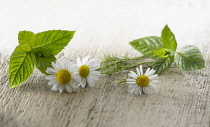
0, 46, 210, 127
1, 1, 210, 127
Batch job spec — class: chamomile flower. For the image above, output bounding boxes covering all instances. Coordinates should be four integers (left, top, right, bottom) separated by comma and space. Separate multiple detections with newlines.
45, 60, 81, 93
126, 65, 159, 95
76, 56, 101, 88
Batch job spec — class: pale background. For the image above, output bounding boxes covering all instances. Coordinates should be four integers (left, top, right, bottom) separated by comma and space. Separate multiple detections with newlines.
1, 0, 210, 55
0, 0, 210, 127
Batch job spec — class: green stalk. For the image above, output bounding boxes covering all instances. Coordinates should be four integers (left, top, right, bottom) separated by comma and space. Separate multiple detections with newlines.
97, 55, 154, 75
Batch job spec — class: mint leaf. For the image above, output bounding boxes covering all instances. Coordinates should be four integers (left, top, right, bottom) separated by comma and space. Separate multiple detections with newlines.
33, 30, 75, 56
35, 53, 56, 75
161, 25, 177, 51
129, 36, 165, 59
175, 45, 205, 71
152, 55, 174, 74
153, 48, 171, 58
18, 31, 35, 52
9, 29, 76, 88
9, 46, 35, 88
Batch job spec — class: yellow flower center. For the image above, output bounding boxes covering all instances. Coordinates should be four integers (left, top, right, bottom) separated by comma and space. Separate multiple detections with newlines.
136, 75, 149, 87
56, 69, 71, 85
79, 65, 90, 78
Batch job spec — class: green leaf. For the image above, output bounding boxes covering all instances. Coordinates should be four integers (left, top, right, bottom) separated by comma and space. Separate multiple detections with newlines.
9, 46, 35, 88
129, 36, 165, 59
153, 48, 171, 58
33, 30, 75, 56
35, 53, 56, 75
18, 31, 35, 52
161, 25, 177, 51
152, 55, 174, 74
175, 45, 205, 71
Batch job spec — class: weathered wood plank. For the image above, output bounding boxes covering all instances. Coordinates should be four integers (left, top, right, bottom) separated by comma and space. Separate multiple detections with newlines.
0, 43, 209, 127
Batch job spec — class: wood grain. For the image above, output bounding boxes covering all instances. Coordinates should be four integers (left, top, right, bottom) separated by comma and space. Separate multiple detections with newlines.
0, 43, 210, 127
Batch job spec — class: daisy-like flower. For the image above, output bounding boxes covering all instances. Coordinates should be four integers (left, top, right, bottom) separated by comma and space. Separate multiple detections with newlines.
126, 65, 159, 95
76, 56, 101, 88
45, 60, 81, 93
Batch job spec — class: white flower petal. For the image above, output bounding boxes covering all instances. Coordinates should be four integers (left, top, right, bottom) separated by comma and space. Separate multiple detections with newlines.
87, 58, 99, 65
126, 79, 136, 82
128, 84, 136, 88
88, 74, 99, 81
55, 60, 62, 70
46, 68, 57, 74
52, 85, 59, 91
143, 87, 154, 94
144, 68, 151, 76
79, 78, 87, 88
71, 83, 78, 89
140, 65, 143, 75
134, 87, 140, 95
89, 64, 100, 70
70, 65, 79, 73
65, 85, 72, 93
149, 74, 158, 80
62, 61, 67, 69
90, 71, 101, 76
126, 82, 136, 85
128, 71, 138, 79
82, 56, 90, 65
139, 87, 142, 95
48, 79, 57, 86
52, 61, 59, 70
72, 75, 81, 83
87, 61, 100, 70
146, 69, 156, 77
64, 60, 72, 70
131, 71, 139, 78
62, 60, 67, 69
87, 77, 95, 87
151, 84, 156, 89
45, 75, 56, 80
58, 85, 64, 93
136, 67, 140, 76
76, 57, 82, 67
130, 86, 138, 94
150, 80, 159, 84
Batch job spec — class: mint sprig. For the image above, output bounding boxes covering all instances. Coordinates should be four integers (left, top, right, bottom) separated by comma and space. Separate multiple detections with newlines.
129, 25, 205, 74
9, 30, 75, 88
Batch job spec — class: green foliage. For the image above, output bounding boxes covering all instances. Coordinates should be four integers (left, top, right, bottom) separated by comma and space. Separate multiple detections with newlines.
33, 30, 75, 56
9, 46, 35, 88
153, 48, 171, 58
9, 30, 75, 88
175, 45, 205, 71
97, 55, 153, 75
128, 24, 205, 75
161, 25, 177, 51
18, 31, 35, 52
129, 36, 165, 59
100, 25, 205, 77
152, 55, 174, 74
35, 53, 56, 75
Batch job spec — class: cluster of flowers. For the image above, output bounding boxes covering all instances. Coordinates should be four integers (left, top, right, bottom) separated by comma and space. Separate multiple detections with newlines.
45, 56, 101, 93
45, 56, 159, 95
